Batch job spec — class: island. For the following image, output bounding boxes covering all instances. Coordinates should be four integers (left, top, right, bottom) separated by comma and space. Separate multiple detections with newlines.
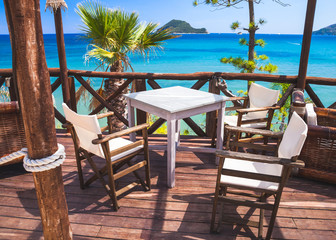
160, 19, 208, 34
313, 23, 336, 35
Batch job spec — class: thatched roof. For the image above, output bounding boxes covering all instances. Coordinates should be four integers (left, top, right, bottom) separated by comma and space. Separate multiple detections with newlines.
45, 0, 68, 12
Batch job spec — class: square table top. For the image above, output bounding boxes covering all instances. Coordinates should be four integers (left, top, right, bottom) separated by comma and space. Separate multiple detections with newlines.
124, 86, 228, 114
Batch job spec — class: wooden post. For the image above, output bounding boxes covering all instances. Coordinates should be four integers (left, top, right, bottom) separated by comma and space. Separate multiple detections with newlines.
297, 0, 317, 90
52, 6, 71, 108
135, 79, 147, 135
4, 1, 72, 239
69, 77, 77, 112
206, 78, 220, 137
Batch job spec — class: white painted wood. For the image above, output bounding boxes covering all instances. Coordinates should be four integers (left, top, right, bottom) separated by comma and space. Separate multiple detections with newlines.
125, 86, 227, 114
176, 120, 181, 147
127, 98, 136, 142
216, 101, 226, 165
167, 116, 176, 188
124, 86, 229, 187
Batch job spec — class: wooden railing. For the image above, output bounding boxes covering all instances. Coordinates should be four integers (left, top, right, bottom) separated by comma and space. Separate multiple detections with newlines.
1, 68, 336, 137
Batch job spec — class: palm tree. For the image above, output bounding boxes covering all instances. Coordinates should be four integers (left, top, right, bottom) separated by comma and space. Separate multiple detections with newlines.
76, 0, 176, 131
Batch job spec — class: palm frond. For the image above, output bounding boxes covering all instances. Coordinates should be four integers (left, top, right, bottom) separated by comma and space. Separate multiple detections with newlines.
76, 1, 117, 48
136, 22, 178, 57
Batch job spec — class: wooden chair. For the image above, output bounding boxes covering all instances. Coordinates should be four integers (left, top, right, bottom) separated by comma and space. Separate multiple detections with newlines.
212, 83, 280, 147
0, 101, 26, 166
225, 82, 280, 129
62, 103, 150, 211
211, 112, 307, 240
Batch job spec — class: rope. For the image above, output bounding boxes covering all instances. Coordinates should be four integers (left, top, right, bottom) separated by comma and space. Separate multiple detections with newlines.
0, 148, 28, 166
23, 144, 66, 172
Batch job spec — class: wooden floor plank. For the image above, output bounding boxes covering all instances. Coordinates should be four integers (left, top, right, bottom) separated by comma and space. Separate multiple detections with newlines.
0, 132, 336, 239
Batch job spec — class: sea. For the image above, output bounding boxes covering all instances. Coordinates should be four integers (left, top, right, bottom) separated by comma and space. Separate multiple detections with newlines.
0, 33, 335, 132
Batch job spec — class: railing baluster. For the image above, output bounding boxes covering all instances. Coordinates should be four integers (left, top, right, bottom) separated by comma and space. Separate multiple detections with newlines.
90, 78, 134, 115
191, 80, 207, 90
51, 77, 61, 92
147, 79, 161, 89
305, 83, 324, 108
277, 84, 295, 107
74, 74, 128, 125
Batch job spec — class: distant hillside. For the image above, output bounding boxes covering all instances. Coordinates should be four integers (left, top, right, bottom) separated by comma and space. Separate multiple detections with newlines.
313, 24, 336, 35
161, 20, 208, 34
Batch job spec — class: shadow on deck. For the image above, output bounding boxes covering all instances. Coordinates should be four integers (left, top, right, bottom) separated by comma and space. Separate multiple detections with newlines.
0, 132, 335, 239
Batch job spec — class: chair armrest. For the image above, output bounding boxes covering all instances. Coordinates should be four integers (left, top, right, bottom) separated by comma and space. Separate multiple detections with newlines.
92, 123, 149, 144
97, 111, 114, 119
236, 105, 280, 114
225, 125, 283, 138
216, 150, 305, 168
227, 96, 248, 101
62, 122, 72, 129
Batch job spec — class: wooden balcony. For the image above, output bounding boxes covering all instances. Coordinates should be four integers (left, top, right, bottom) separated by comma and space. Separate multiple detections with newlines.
1, 131, 335, 239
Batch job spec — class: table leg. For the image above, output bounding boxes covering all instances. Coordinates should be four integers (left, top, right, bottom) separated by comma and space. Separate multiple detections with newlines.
216, 102, 226, 165
176, 120, 181, 147
167, 116, 176, 188
127, 99, 136, 142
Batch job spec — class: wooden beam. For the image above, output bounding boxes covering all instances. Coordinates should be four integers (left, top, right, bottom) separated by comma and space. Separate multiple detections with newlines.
147, 79, 161, 89
135, 79, 147, 134
53, 8, 71, 108
277, 84, 295, 107
328, 102, 336, 109
206, 78, 220, 137
90, 78, 134, 115
74, 75, 128, 125
305, 83, 324, 108
191, 80, 207, 90
4, 1, 72, 239
0, 76, 5, 87
2, 68, 336, 85
51, 77, 62, 92
297, 0, 317, 89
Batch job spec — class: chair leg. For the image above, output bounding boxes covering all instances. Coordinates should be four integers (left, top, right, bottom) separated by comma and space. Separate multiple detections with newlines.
258, 194, 267, 239
144, 149, 151, 190
106, 158, 119, 211
75, 151, 85, 189
211, 185, 227, 233
265, 194, 281, 240
210, 186, 220, 232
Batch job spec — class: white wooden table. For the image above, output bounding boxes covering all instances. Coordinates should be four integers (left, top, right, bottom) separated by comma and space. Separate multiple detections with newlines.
124, 86, 228, 188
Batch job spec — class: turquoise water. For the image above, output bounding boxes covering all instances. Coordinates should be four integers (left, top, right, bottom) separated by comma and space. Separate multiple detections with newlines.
1, 33, 336, 130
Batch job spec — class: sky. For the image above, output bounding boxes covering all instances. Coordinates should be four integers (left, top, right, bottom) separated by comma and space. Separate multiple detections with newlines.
0, 0, 336, 35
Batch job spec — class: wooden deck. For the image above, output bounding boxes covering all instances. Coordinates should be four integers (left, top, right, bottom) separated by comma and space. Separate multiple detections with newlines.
1, 132, 336, 240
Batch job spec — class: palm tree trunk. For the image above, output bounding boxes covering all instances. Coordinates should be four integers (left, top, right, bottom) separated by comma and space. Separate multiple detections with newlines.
104, 60, 128, 132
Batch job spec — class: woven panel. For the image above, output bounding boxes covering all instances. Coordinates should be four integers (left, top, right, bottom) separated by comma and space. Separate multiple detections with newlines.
317, 116, 336, 129
299, 108, 336, 184
0, 111, 26, 156
300, 135, 336, 172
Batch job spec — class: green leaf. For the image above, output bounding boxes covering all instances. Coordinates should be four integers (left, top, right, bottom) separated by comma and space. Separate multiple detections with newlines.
239, 38, 248, 46
231, 21, 240, 30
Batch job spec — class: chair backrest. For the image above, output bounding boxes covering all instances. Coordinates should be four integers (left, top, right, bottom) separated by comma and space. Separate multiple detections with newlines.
278, 111, 308, 159
62, 103, 104, 158
247, 83, 280, 119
